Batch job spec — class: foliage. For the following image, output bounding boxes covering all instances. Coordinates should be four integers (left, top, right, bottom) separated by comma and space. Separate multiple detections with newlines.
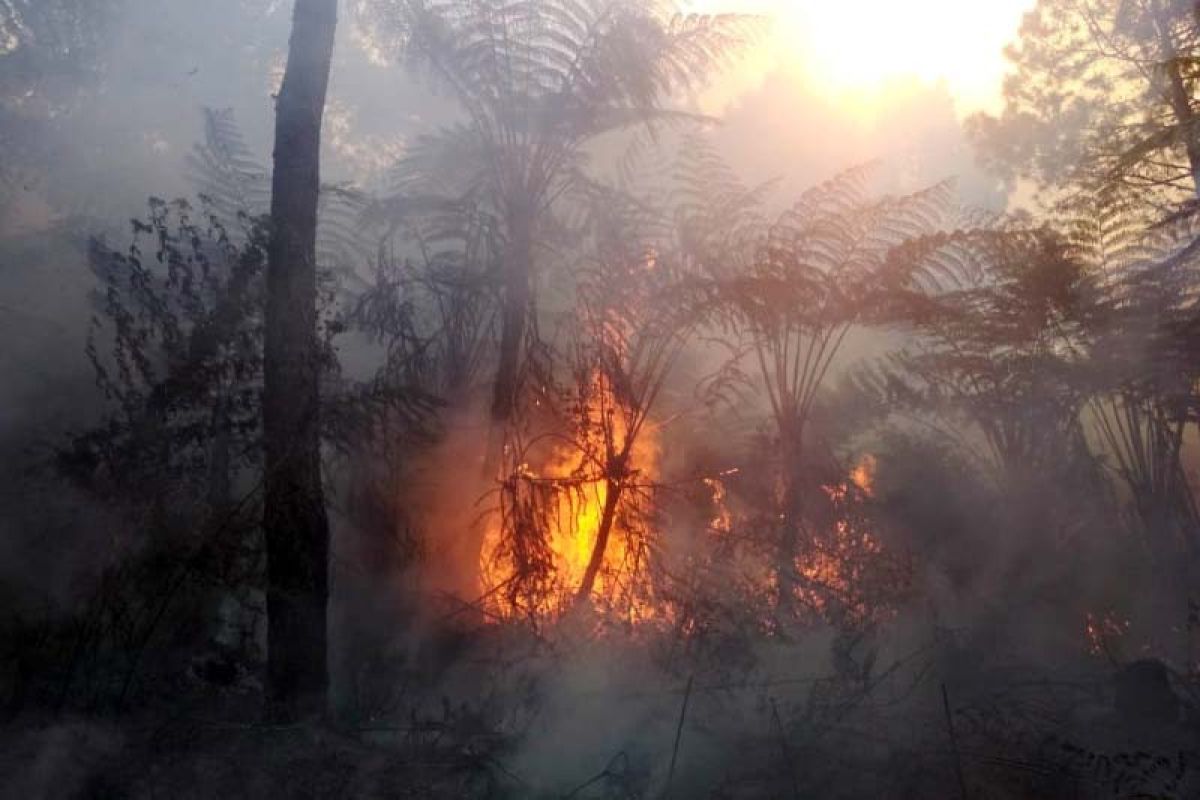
853, 223, 1095, 480
15, 2, 1200, 790
969, 0, 1200, 207
484, 186, 693, 622
0, 0, 115, 102
675, 149, 948, 624
0, 0, 122, 212
189, 106, 371, 275
690, 166, 953, 442
64, 198, 267, 511
356, 0, 760, 421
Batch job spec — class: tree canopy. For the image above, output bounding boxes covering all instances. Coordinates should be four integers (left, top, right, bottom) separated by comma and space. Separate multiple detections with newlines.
970, 0, 1200, 207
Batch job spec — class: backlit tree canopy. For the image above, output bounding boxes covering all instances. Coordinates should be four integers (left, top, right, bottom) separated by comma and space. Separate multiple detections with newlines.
970, 0, 1200, 205
355, 0, 759, 426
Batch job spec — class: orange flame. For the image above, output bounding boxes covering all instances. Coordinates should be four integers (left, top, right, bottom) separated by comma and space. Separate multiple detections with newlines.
479, 390, 661, 623
851, 455, 877, 497
794, 455, 893, 625
478, 440, 899, 631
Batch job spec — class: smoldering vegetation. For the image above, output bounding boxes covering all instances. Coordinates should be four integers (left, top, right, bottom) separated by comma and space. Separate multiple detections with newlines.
4, 1, 1200, 798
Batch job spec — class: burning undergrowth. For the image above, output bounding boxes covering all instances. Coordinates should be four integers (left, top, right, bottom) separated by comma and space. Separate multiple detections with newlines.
481, 403, 662, 627
469, 394, 907, 640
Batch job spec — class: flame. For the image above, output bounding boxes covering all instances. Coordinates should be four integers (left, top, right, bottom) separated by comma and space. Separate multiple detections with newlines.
479, 382, 661, 623
703, 474, 734, 536
851, 455, 877, 497
478, 441, 900, 632
796, 455, 893, 625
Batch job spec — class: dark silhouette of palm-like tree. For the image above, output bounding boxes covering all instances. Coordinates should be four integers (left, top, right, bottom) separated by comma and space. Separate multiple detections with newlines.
682, 150, 952, 620
360, 0, 757, 443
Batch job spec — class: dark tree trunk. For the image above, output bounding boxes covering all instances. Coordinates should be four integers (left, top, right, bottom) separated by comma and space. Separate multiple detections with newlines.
490, 206, 533, 426
1155, 9, 1200, 197
1164, 55, 1200, 197
263, 0, 337, 722
776, 428, 804, 620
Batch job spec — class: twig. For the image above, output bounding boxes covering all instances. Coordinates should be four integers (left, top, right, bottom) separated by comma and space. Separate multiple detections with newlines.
115, 483, 264, 709
770, 698, 800, 800
562, 752, 628, 799
662, 674, 694, 799
941, 682, 969, 800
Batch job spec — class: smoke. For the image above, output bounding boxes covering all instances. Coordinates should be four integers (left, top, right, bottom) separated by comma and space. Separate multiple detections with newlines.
8, 2, 1200, 797
0, 720, 125, 800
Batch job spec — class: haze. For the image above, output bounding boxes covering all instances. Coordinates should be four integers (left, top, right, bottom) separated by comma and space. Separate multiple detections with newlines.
3, 2, 1200, 798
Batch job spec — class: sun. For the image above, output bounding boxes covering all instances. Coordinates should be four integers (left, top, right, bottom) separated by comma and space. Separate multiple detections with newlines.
790, 0, 1033, 105
691, 0, 1035, 114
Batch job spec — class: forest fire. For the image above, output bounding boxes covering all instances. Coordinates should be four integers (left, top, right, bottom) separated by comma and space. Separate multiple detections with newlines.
790, 455, 895, 626
477, 436, 897, 631
850, 455, 877, 497
17, 0, 1200, 794
478, 380, 663, 625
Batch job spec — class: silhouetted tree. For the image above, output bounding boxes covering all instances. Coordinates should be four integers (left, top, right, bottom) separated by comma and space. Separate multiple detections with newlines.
858, 224, 1095, 483
969, 0, 1200, 205
1080, 224, 1200, 616
481, 184, 692, 622
263, 0, 339, 722
685, 152, 950, 622
360, 0, 756, 442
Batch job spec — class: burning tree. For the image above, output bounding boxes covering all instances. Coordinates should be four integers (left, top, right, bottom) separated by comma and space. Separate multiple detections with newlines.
1076, 219, 1200, 647
686, 163, 949, 625
481, 191, 691, 626
476, 146, 938, 637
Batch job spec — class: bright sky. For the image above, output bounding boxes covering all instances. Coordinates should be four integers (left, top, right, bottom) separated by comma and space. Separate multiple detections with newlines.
690, 0, 1037, 116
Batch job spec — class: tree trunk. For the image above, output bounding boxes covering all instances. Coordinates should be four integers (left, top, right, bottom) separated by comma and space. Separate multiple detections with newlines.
263, 0, 337, 722
1165, 57, 1200, 197
776, 428, 804, 620
576, 478, 624, 604
1156, 10, 1200, 197
490, 205, 533, 427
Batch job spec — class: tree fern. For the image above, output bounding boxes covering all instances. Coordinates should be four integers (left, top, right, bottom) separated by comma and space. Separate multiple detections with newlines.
186, 107, 370, 276
356, 0, 760, 426
852, 222, 1095, 484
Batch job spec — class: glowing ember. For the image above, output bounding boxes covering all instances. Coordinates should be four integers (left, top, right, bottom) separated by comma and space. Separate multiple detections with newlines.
796, 455, 895, 625
1085, 611, 1130, 657
703, 473, 735, 536
851, 455, 877, 497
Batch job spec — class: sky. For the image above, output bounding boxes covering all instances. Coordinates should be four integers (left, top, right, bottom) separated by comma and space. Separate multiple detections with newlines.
691, 0, 1037, 117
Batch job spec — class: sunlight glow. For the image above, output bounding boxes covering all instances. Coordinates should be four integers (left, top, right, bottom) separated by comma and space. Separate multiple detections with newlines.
693, 0, 1036, 114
